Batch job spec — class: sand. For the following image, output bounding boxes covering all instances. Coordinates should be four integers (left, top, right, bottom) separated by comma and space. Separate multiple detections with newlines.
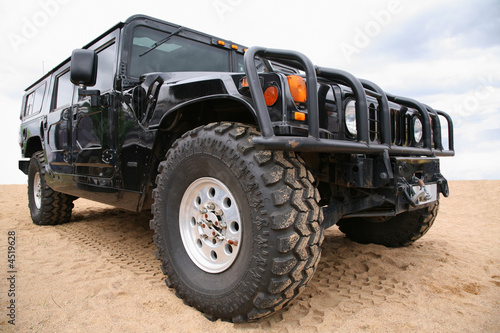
0, 180, 499, 332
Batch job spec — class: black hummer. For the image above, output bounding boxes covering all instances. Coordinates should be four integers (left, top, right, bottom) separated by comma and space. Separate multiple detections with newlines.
18, 15, 454, 322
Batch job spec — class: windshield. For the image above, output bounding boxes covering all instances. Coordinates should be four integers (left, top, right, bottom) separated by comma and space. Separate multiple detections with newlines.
236, 54, 264, 73
129, 26, 230, 77
236, 53, 300, 75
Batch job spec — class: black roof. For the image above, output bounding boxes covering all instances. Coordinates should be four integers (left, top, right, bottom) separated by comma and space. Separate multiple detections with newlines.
25, 15, 246, 91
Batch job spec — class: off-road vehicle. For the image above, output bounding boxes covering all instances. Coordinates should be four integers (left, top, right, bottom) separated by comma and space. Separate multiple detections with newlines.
18, 15, 454, 322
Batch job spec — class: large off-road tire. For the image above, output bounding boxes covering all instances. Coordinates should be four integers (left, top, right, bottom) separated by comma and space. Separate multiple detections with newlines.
337, 202, 439, 247
27, 151, 75, 225
151, 123, 324, 322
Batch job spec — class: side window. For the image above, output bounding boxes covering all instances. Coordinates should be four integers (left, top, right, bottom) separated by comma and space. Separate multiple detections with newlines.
54, 70, 74, 109
24, 92, 35, 117
93, 42, 117, 92
24, 83, 46, 118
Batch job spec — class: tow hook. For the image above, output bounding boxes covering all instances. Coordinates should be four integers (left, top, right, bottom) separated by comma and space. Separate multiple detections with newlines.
397, 178, 431, 207
412, 179, 433, 204
434, 173, 450, 197
397, 178, 417, 207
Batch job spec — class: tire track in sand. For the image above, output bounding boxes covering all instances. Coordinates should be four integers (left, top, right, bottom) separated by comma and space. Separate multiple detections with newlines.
241, 227, 464, 332
53, 206, 163, 286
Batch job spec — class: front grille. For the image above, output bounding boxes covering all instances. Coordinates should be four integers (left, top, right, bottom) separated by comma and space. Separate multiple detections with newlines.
369, 102, 378, 143
351, 95, 426, 149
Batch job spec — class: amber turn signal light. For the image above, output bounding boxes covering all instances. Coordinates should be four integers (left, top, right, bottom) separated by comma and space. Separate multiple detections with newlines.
263, 86, 279, 106
287, 75, 307, 103
240, 77, 249, 88
294, 112, 306, 121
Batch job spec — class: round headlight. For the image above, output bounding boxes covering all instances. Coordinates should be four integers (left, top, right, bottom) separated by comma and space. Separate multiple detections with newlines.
413, 117, 423, 143
345, 100, 357, 136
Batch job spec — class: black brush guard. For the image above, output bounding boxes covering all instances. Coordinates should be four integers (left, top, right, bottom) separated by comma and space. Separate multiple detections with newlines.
244, 46, 455, 157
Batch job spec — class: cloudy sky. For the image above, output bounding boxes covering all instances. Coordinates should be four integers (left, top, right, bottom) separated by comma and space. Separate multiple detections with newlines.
0, 0, 499, 184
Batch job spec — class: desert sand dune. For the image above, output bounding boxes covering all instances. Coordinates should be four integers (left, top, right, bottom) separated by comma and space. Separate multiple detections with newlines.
0, 181, 499, 332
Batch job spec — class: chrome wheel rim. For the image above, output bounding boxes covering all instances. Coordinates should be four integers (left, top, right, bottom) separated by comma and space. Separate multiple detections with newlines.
179, 177, 242, 273
33, 172, 42, 209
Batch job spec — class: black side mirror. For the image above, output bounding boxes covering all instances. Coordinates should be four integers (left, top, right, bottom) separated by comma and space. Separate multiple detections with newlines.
70, 49, 97, 86
70, 49, 104, 107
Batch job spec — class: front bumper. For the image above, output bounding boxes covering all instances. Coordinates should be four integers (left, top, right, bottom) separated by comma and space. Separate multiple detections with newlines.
321, 156, 449, 228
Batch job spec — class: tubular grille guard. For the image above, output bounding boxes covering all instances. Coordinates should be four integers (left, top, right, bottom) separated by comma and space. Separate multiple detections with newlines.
243, 46, 454, 157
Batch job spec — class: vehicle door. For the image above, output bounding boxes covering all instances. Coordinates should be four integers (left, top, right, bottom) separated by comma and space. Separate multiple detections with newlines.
45, 66, 75, 176
71, 32, 118, 183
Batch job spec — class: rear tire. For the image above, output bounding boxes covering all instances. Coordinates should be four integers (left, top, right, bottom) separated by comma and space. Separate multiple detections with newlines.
151, 123, 324, 322
28, 151, 75, 225
337, 202, 439, 247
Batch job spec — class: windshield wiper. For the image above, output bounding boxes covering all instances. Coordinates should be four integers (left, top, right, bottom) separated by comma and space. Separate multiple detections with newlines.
139, 26, 184, 57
